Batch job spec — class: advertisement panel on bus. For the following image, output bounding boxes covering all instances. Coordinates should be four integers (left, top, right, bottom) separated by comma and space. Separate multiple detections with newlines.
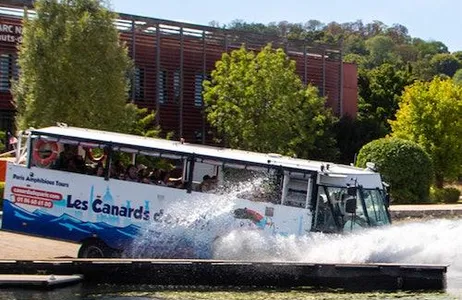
2, 163, 313, 258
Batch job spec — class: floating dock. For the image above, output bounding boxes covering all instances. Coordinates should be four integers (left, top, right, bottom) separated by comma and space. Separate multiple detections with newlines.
0, 274, 83, 288
0, 259, 447, 291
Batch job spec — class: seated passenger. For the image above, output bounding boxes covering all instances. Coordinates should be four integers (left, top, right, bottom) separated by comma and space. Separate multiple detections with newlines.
157, 170, 171, 186
168, 168, 183, 187
96, 163, 105, 177
149, 168, 161, 183
199, 175, 217, 192
125, 164, 139, 182
52, 144, 74, 170
138, 167, 151, 184
66, 155, 85, 174
112, 160, 125, 178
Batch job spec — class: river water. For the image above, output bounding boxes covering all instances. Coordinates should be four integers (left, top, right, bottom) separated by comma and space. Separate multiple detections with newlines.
1, 179, 462, 299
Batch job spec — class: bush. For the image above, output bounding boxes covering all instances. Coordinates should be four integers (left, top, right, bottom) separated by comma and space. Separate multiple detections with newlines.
356, 137, 433, 204
431, 187, 461, 204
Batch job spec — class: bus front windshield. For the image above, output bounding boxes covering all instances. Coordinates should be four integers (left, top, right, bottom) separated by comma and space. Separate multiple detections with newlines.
361, 189, 390, 226
313, 186, 390, 233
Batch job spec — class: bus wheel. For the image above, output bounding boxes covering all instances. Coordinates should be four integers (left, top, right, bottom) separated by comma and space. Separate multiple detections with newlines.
78, 239, 119, 258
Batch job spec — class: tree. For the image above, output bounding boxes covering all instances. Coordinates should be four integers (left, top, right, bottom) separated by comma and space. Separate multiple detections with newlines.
390, 78, 462, 188
429, 53, 461, 77
453, 69, 462, 85
453, 51, 462, 62
13, 0, 135, 132
364, 35, 396, 67
356, 138, 433, 204
412, 39, 449, 58
125, 106, 161, 138
358, 63, 414, 135
203, 44, 337, 159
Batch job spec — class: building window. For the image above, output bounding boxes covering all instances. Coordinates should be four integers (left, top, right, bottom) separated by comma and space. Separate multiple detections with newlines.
194, 73, 207, 107
173, 69, 180, 102
133, 66, 145, 101
0, 54, 17, 92
158, 70, 167, 104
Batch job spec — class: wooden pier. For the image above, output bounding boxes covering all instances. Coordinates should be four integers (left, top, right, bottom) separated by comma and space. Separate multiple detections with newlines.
0, 259, 447, 291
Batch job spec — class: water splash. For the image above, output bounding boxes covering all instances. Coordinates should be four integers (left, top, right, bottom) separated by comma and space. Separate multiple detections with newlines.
214, 218, 462, 293
127, 176, 267, 258
128, 176, 462, 292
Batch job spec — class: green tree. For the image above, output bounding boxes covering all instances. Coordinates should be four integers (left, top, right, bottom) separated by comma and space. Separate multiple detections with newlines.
390, 78, 462, 188
453, 51, 462, 62
453, 69, 462, 85
412, 39, 449, 58
358, 63, 414, 135
13, 0, 135, 132
429, 53, 461, 77
124, 106, 161, 138
364, 35, 396, 67
203, 44, 337, 159
356, 137, 433, 204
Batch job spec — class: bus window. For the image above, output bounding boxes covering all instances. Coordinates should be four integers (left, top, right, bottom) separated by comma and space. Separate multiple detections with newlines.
362, 189, 391, 226
285, 178, 307, 207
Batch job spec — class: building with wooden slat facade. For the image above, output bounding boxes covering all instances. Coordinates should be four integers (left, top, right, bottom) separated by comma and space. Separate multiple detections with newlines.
0, 5, 358, 144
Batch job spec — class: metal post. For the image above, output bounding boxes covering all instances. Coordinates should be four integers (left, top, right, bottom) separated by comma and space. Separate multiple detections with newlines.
339, 48, 344, 117
202, 31, 206, 144
305, 175, 313, 209
322, 49, 326, 97
155, 23, 161, 125
186, 157, 195, 193
303, 43, 307, 86
26, 134, 33, 168
179, 27, 184, 138
131, 19, 136, 103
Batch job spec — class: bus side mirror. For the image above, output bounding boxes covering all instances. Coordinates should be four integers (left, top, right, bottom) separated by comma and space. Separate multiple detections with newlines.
345, 197, 357, 214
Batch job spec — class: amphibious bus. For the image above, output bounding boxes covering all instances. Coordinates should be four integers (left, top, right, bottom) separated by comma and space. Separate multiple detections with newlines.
1, 125, 391, 258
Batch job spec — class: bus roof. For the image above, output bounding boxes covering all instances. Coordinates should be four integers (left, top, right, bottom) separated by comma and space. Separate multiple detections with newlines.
30, 126, 374, 176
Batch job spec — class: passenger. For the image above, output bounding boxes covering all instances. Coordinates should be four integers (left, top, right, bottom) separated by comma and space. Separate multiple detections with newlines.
112, 160, 125, 178
52, 144, 74, 170
168, 168, 183, 187
96, 163, 105, 177
199, 175, 215, 192
138, 167, 151, 184
157, 170, 171, 186
149, 168, 161, 183
125, 164, 139, 182
209, 175, 218, 190
66, 158, 78, 173
73, 155, 86, 174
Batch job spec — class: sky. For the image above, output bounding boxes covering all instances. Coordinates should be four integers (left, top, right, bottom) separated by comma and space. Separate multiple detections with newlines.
109, 0, 462, 52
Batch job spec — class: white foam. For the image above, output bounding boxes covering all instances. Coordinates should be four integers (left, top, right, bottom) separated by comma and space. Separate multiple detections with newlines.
129, 177, 462, 292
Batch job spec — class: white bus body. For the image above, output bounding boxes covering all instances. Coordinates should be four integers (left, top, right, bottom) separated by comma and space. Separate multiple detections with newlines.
1, 126, 391, 258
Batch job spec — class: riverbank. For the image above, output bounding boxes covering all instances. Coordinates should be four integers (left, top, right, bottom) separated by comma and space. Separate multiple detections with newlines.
0, 230, 79, 259
389, 203, 462, 220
